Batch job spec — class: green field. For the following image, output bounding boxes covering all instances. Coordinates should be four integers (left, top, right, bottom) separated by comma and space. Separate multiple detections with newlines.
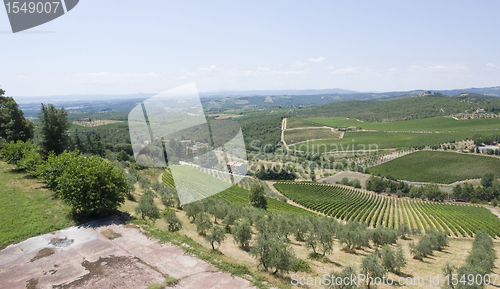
0, 161, 74, 247
286, 117, 324, 129
69, 121, 129, 131
274, 182, 500, 238
284, 128, 342, 144
307, 116, 500, 132
368, 151, 500, 183
290, 130, 500, 152
161, 167, 315, 215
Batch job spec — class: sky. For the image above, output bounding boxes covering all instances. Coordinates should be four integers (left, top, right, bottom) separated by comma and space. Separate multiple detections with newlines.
1, 0, 500, 97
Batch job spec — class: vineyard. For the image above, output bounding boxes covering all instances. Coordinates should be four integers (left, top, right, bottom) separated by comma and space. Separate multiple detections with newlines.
162, 168, 315, 216
273, 182, 500, 238
283, 128, 342, 145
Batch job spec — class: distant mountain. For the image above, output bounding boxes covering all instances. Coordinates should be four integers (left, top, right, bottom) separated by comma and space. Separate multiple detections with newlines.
199, 88, 358, 98
13, 93, 155, 104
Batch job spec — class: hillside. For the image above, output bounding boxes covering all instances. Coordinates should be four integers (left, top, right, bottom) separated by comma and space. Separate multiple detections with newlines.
292, 93, 500, 122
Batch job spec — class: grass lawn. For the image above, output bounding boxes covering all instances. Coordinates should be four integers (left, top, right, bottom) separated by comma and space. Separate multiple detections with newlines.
308, 116, 500, 132
369, 151, 500, 183
0, 161, 74, 247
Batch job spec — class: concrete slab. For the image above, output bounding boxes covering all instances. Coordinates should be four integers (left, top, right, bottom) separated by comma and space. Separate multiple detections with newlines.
0, 216, 256, 289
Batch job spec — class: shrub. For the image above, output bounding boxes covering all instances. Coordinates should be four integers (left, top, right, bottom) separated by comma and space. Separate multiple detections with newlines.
0, 139, 36, 166
56, 155, 130, 216
16, 149, 43, 176
37, 150, 83, 191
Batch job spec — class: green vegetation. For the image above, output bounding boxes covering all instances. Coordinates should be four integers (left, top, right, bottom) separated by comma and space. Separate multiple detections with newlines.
39, 103, 71, 155
286, 117, 324, 129
0, 161, 73, 246
308, 116, 500, 132
443, 231, 497, 289
162, 169, 314, 215
369, 151, 500, 183
249, 184, 268, 210
273, 182, 500, 237
290, 130, 500, 152
294, 94, 500, 122
0, 89, 34, 143
284, 128, 342, 144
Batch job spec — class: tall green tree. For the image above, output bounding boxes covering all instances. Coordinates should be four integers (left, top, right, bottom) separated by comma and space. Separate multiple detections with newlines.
0, 89, 34, 143
250, 184, 267, 210
39, 103, 70, 155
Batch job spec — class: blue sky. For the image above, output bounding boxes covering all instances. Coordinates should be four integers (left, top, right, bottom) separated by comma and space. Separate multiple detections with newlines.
1, 0, 500, 97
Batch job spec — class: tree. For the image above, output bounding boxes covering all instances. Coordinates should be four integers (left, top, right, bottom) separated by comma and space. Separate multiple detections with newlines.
205, 226, 226, 250
117, 150, 130, 162
341, 177, 350, 186
194, 212, 213, 235
56, 156, 130, 216
399, 223, 411, 240
250, 184, 267, 210
361, 252, 386, 289
39, 103, 70, 155
0, 89, 34, 143
184, 201, 204, 222
337, 221, 369, 252
379, 244, 406, 273
352, 179, 361, 189
481, 173, 495, 188
135, 191, 160, 222
164, 211, 182, 232
250, 231, 296, 275
232, 218, 253, 249
326, 266, 358, 289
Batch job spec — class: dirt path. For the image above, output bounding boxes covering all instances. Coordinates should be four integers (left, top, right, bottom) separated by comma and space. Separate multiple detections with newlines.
265, 181, 326, 216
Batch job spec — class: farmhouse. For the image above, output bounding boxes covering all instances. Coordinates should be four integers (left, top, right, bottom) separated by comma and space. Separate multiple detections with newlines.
478, 145, 500, 154
348, 126, 357, 131
227, 161, 247, 175
475, 108, 486, 114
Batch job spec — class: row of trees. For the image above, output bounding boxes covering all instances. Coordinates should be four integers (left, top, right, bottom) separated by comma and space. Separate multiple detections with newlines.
175, 193, 409, 276
443, 231, 497, 289
0, 144, 131, 216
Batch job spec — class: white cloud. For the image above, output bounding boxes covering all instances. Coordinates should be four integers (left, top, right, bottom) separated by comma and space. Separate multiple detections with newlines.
327, 66, 335, 69
331, 67, 356, 74
198, 65, 218, 72
70, 72, 164, 84
426, 65, 466, 72
409, 65, 420, 71
257, 67, 270, 72
18, 75, 32, 81
309, 56, 325, 63
292, 60, 307, 67
487, 63, 500, 69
